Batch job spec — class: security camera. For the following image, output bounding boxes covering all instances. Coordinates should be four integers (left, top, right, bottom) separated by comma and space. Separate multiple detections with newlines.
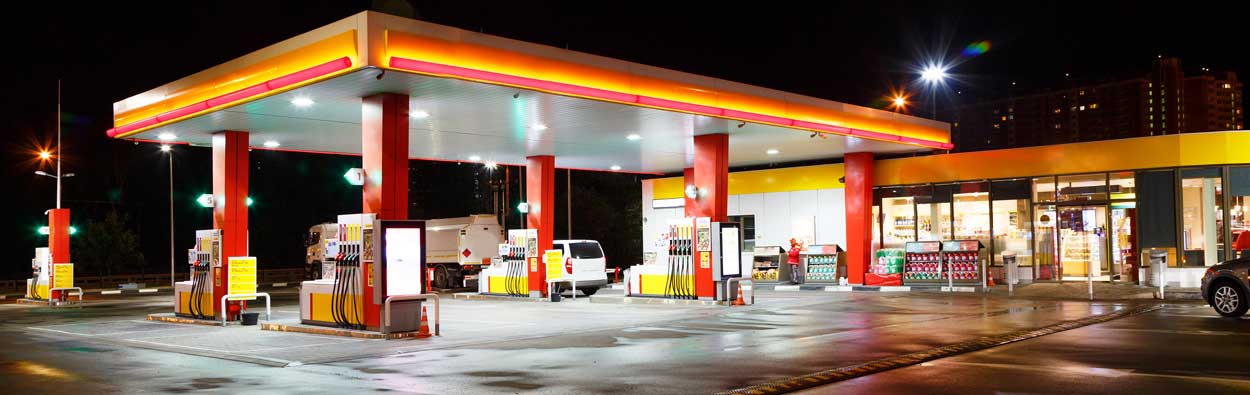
513, 92, 520, 99
838, 176, 845, 184
375, 70, 386, 80
737, 121, 746, 128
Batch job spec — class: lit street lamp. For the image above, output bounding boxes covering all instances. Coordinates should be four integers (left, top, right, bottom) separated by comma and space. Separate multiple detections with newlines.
920, 64, 949, 119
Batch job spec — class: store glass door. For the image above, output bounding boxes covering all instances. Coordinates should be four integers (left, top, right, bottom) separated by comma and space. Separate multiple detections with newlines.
1058, 205, 1110, 281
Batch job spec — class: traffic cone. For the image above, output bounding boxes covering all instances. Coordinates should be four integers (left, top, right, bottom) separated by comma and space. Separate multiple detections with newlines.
415, 306, 432, 339
987, 271, 996, 287
732, 286, 746, 306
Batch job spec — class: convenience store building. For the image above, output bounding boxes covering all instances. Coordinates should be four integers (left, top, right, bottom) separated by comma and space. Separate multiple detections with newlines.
642, 131, 1250, 288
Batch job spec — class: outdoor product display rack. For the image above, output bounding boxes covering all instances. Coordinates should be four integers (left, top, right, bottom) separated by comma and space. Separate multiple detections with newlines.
940, 240, 985, 285
902, 241, 944, 284
751, 246, 786, 283
804, 244, 843, 283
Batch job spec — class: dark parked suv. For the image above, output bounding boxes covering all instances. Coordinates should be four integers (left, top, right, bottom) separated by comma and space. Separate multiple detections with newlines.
1201, 258, 1250, 317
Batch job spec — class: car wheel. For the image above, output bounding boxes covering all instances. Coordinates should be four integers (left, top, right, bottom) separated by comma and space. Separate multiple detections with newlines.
580, 287, 599, 296
1211, 282, 1249, 318
433, 266, 451, 289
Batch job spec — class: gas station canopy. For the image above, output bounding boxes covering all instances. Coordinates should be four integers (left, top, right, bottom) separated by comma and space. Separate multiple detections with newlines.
109, 11, 950, 174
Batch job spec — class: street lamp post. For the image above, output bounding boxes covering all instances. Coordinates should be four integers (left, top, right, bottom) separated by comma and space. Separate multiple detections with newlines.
162, 144, 174, 288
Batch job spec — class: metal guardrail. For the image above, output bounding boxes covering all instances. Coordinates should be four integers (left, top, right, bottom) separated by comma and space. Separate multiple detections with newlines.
48, 287, 83, 307
726, 278, 754, 305
383, 293, 440, 336
548, 278, 578, 300
2, 269, 307, 294
219, 293, 272, 327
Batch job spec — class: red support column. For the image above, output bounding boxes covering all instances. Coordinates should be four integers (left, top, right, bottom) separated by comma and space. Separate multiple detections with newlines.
844, 152, 874, 285
527, 155, 555, 296
691, 134, 728, 221
683, 168, 695, 217
691, 134, 728, 299
362, 92, 409, 327
212, 131, 249, 319
48, 209, 70, 264
362, 93, 410, 221
48, 208, 70, 298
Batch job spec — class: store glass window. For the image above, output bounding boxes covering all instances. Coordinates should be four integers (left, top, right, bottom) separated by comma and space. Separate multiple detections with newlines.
917, 184, 954, 241
953, 182, 991, 249
1057, 173, 1109, 202
1232, 167, 1250, 258
991, 179, 1032, 267
1034, 204, 1059, 280
1109, 171, 1136, 200
881, 196, 916, 249
1033, 176, 1057, 203
1180, 168, 1223, 266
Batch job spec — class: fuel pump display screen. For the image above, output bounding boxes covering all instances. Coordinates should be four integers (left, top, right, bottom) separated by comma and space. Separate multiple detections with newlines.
384, 228, 423, 296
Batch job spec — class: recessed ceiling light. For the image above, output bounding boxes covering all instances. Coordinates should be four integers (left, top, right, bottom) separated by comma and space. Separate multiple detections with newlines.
484, 161, 498, 169
263, 140, 280, 148
158, 133, 177, 141
766, 148, 780, 155
159, 144, 172, 152
610, 165, 621, 171
412, 110, 430, 119
626, 134, 641, 141
291, 97, 314, 107
469, 155, 482, 161
531, 123, 548, 131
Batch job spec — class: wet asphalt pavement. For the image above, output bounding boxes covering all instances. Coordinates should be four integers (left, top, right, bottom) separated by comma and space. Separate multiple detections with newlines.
0, 289, 1245, 394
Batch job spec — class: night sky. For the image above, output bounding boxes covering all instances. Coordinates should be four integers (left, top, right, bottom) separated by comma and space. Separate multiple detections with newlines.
4, 1, 1248, 280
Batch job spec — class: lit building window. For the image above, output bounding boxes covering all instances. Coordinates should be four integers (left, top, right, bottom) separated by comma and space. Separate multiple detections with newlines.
1224, 83, 1232, 89
1054, 108, 1062, 114
1079, 105, 1086, 111
1001, 116, 1007, 121
1089, 103, 1099, 109
1080, 90, 1086, 95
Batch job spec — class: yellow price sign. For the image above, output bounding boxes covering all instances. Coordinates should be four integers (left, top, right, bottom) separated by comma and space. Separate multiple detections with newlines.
544, 249, 563, 280
227, 257, 257, 300
52, 263, 74, 289
700, 251, 711, 269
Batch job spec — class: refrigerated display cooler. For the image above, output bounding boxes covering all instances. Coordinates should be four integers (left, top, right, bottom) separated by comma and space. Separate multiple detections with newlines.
804, 244, 843, 283
866, 248, 903, 286
941, 240, 985, 285
902, 241, 943, 284
751, 246, 788, 283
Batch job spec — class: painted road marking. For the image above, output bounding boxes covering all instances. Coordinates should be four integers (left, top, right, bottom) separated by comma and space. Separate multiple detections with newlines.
716, 304, 1163, 395
138, 288, 158, 293
101, 290, 122, 295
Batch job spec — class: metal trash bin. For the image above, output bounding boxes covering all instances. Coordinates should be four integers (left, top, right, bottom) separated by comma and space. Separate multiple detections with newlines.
1148, 249, 1168, 287
240, 312, 260, 326
1001, 252, 1018, 285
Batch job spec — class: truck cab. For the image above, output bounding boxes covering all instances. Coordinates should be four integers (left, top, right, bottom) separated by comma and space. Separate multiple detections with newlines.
304, 223, 338, 280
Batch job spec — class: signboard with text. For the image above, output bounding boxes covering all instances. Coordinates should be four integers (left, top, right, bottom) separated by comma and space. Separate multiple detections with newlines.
52, 263, 73, 289
227, 257, 257, 300
544, 249, 564, 280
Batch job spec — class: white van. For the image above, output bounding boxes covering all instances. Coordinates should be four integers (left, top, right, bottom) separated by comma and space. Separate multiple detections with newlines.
552, 240, 609, 296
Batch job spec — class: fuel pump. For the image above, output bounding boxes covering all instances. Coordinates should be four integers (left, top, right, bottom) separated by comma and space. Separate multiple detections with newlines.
295, 216, 427, 333
300, 214, 374, 329
627, 218, 740, 301
479, 229, 535, 297
25, 248, 51, 300
176, 230, 221, 319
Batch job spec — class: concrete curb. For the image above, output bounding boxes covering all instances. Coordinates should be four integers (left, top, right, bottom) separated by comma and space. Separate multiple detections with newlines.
588, 295, 730, 306
452, 293, 548, 302
716, 304, 1164, 395
260, 322, 429, 340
